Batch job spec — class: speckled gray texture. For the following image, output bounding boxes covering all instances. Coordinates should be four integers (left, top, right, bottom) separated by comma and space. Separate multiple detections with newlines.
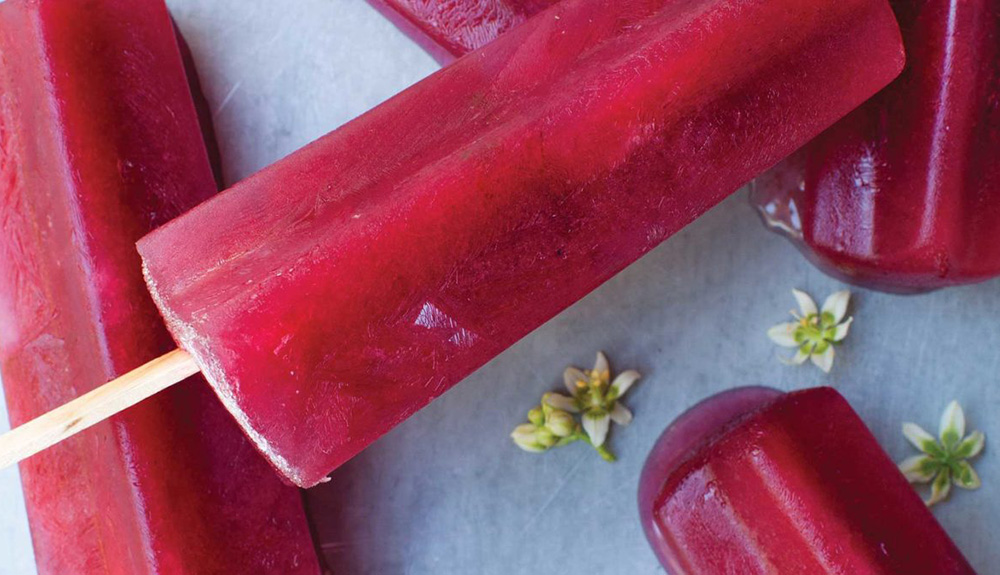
1, 1, 997, 574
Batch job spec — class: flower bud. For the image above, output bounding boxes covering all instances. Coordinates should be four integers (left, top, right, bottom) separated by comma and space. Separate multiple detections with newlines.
511, 424, 547, 453
527, 406, 545, 426
542, 392, 580, 413
535, 426, 558, 448
545, 410, 576, 438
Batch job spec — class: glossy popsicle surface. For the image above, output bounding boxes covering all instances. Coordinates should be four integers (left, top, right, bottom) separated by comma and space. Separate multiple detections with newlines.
642, 388, 975, 574
139, 0, 904, 487
751, 0, 1000, 293
0, 1, 319, 572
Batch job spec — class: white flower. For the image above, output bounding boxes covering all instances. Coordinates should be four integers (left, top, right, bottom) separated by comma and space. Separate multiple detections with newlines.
547, 352, 640, 450
513, 352, 640, 462
768, 289, 853, 373
898, 401, 985, 507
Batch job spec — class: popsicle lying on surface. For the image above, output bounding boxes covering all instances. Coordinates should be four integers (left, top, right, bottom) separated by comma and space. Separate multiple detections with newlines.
751, 0, 1000, 293
0, 0, 319, 572
139, 0, 905, 487
639, 388, 975, 574
0, 0, 905, 488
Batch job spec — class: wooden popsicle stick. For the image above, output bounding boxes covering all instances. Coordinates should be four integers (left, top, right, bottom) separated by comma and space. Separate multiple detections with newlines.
0, 348, 200, 470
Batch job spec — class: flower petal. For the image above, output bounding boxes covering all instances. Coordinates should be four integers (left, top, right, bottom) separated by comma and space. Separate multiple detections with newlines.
792, 289, 818, 316
610, 402, 633, 426
821, 290, 851, 324
926, 468, 952, 507
903, 423, 941, 456
832, 317, 853, 342
767, 323, 800, 347
564, 367, 587, 395
593, 352, 610, 378
543, 392, 581, 413
955, 431, 986, 459
779, 349, 810, 366
610, 370, 641, 399
938, 400, 965, 448
898, 455, 939, 484
583, 411, 611, 447
951, 461, 982, 490
810, 345, 835, 373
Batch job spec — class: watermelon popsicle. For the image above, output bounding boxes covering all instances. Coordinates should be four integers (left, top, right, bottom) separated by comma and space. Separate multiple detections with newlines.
131, 0, 905, 488
0, 0, 319, 572
639, 388, 975, 574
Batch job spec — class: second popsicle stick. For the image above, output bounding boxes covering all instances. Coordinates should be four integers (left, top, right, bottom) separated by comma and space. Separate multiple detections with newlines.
0, 348, 199, 470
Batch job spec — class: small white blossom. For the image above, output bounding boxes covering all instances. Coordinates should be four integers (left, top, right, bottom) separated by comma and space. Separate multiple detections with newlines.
898, 401, 985, 507
768, 289, 853, 373
548, 352, 640, 449
512, 352, 640, 462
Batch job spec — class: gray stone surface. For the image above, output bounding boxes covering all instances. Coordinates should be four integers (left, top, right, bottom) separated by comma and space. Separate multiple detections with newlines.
1, 1, 997, 573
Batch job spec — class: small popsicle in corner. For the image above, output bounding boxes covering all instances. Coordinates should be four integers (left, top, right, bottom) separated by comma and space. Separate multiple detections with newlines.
639, 388, 976, 574
751, 0, 1000, 294
0, 0, 319, 572
135, 0, 904, 487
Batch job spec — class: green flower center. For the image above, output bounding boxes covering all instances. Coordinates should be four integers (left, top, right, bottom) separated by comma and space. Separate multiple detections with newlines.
794, 314, 838, 352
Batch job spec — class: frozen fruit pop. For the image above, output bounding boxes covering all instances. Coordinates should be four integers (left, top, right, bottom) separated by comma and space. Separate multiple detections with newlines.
751, 0, 1000, 293
132, 0, 905, 487
0, 0, 319, 573
366, 0, 559, 63
639, 388, 976, 574
0, 0, 904, 487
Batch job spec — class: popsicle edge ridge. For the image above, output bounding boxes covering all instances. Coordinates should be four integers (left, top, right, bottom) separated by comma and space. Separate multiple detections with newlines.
141, 259, 308, 486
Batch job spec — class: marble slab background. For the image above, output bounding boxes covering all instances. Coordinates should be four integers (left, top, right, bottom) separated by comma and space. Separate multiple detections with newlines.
1, 1, 997, 573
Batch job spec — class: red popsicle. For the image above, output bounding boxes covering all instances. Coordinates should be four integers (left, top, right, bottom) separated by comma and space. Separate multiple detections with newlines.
0, 0, 319, 573
366, 0, 558, 63
134, 0, 904, 488
640, 388, 975, 574
751, 0, 1000, 293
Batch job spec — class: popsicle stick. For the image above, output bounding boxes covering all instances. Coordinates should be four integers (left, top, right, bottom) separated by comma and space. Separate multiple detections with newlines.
0, 348, 200, 470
